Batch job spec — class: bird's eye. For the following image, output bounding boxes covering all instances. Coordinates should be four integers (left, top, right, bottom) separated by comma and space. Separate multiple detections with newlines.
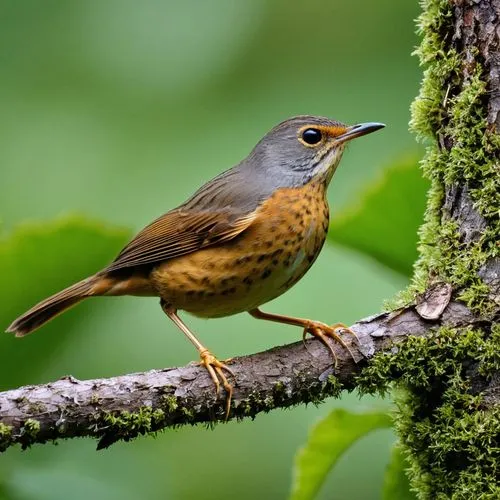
301, 128, 322, 145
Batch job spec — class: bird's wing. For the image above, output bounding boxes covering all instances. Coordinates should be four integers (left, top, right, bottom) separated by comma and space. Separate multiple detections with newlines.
105, 208, 257, 272
105, 163, 274, 273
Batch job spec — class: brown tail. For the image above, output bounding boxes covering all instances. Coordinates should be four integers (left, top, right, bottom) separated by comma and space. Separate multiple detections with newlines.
6, 274, 108, 337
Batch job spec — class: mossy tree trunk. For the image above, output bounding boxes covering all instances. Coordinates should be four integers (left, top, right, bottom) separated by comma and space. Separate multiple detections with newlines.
382, 0, 500, 496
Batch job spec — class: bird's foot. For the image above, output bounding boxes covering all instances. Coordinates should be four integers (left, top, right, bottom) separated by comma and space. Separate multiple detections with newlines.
301, 321, 358, 367
199, 349, 235, 420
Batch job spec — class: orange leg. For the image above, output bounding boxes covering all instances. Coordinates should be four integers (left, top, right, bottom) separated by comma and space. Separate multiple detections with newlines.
161, 301, 234, 419
249, 308, 357, 366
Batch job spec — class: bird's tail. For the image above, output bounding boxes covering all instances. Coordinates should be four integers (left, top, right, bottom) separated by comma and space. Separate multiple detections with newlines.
6, 274, 110, 337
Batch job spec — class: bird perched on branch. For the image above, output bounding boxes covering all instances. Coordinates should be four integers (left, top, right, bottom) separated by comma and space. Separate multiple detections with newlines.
7, 115, 384, 417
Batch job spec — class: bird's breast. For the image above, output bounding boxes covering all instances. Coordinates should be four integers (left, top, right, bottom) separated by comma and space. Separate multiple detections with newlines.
151, 180, 330, 317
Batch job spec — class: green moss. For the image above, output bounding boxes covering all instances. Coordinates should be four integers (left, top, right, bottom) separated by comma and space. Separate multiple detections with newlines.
89, 373, 344, 448
0, 423, 12, 437
393, 0, 500, 316
23, 419, 40, 437
0, 422, 13, 451
372, 4, 500, 490
100, 406, 166, 445
231, 375, 344, 419
357, 327, 497, 394
477, 323, 500, 377
273, 381, 285, 393
324, 375, 343, 399
180, 407, 194, 420
15, 418, 42, 449
161, 394, 179, 412
397, 390, 499, 499
357, 326, 499, 498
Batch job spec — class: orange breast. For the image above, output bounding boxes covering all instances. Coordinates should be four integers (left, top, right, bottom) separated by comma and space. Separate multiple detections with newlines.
151, 181, 329, 318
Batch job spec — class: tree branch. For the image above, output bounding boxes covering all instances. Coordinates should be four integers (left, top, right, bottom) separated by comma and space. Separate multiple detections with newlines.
0, 295, 486, 452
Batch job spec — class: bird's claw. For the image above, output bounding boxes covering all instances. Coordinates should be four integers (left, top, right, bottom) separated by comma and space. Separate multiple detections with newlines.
301, 321, 358, 367
199, 349, 235, 420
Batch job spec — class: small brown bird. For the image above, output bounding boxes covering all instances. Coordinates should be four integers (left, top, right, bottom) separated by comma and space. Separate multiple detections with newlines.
7, 115, 384, 415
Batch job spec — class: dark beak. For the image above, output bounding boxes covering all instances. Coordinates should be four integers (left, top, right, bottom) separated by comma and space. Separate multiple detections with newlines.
336, 122, 385, 144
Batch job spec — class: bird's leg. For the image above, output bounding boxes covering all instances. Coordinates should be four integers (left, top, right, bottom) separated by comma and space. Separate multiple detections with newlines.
248, 308, 357, 367
161, 301, 234, 419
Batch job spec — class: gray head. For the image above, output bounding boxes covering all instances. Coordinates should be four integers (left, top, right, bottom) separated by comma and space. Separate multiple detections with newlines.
183, 115, 384, 214
242, 115, 384, 187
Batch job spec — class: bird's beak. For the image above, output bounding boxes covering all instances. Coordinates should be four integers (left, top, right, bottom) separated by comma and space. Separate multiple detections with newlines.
336, 122, 385, 144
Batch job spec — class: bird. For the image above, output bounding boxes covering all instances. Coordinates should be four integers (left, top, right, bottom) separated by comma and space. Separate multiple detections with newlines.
7, 115, 384, 417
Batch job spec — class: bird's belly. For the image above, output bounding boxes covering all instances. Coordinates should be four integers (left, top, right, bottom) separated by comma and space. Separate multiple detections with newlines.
151, 184, 329, 318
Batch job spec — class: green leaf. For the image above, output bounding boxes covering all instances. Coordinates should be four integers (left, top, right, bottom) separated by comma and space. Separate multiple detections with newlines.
382, 444, 416, 500
0, 216, 129, 389
290, 409, 393, 500
330, 155, 429, 277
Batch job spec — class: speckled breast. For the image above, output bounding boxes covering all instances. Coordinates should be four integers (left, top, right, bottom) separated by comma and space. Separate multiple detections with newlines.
151, 180, 329, 318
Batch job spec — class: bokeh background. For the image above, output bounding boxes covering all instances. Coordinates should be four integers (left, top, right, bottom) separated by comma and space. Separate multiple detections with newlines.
0, 1, 422, 499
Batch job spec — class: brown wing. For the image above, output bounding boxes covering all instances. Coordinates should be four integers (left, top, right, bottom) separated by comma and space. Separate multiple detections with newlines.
105, 208, 257, 272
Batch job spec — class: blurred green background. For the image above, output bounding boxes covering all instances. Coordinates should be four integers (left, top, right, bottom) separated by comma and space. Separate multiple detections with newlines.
0, 1, 422, 499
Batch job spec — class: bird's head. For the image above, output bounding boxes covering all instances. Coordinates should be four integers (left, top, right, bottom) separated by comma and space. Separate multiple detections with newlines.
246, 115, 384, 186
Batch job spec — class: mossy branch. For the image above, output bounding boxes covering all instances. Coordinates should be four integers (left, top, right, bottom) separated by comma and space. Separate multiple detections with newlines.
0, 296, 492, 453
